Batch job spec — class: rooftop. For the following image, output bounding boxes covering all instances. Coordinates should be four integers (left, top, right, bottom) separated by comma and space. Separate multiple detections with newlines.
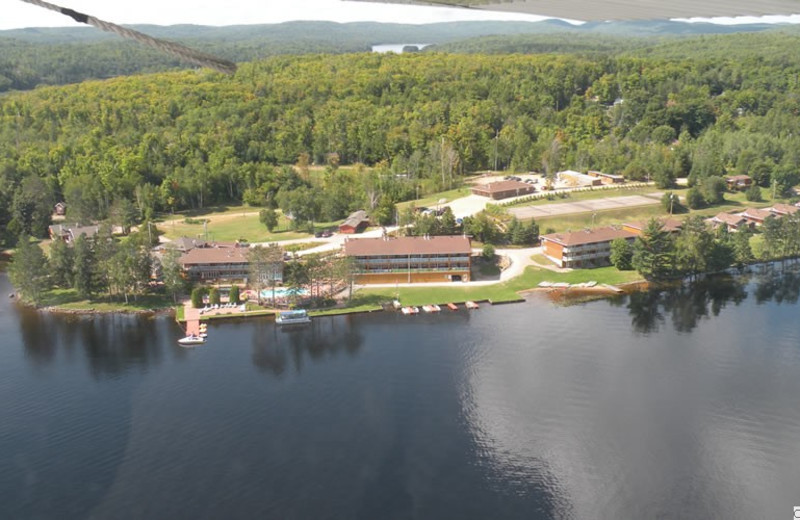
770, 203, 799, 215
344, 235, 472, 256
710, 212, 747, 226
180, 244, 250, 265
541, 227, 636, 247
472, 180, 532, 193
739, 207, 773, 220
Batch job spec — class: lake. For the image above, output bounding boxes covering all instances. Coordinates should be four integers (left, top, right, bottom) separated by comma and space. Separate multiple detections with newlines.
1, 269, 800, 519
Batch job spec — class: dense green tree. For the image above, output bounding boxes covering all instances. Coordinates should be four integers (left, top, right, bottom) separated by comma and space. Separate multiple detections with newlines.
675, 216, 715, 279
259, 208, 279, 232
191, 287, 205, 308
700, 176, 726, 206
8, 236, 50, 304
209, 287, 220, 306
229, 285, 240, 305
48, 237, 74, 287
745, 184, 762, 202
160, 245, 185, 303
632, 219, 675, 281
72, 234, 96, 298
610, 238, 633, 270
686, 187, 705, 209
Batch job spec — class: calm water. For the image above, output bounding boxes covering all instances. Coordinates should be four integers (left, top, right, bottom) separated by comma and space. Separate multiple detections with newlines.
2, 270, 800, 519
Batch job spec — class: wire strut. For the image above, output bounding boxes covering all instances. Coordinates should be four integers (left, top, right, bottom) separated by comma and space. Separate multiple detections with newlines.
18, 0, 237, 75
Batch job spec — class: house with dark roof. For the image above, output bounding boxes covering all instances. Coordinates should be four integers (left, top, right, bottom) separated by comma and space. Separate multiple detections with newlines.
343, 235, 472, 284
48, 223, 100, 244
541, 227, 637, 268
179, 243, 281, 283
471, 180, 536, 200
339, 210, 370, 234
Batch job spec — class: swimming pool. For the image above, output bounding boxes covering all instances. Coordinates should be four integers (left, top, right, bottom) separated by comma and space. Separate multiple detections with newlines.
260, 288, 309, 299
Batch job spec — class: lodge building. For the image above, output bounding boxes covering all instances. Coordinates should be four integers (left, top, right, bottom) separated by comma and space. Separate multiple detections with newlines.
343, 235, 472, 284
541, 227, 637, 268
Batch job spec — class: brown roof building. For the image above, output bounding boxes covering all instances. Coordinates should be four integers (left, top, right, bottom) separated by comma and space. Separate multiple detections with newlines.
339, 210, 370, 234
622, 218, 683, 236
343, 235, 472, 284
471, 180, 536, 200
725, 175, 752, 190
707, 212, 748, 231
739, 207, 773, 226
179, 243, 282, 283
770, 203, 799, 216
541, 227, 637, 268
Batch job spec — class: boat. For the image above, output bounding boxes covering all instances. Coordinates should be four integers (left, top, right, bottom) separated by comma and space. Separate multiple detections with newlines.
401, 306, 419, 315
447, 303, 458, 311
422, 305, 434, 313
465, 301, 479, 310
178, 335, 206, 346
275, 309, 311, 325
392, 299, 402, 309
428, 304, 441, 312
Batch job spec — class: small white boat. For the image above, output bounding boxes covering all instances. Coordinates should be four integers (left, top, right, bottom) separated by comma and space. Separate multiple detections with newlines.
422, 304, 441, 313
392, 299, 402, 309
401, 306, 419, 315
276, 309, 311, 325
465, 301, 479, 310
178, 335, 206, 346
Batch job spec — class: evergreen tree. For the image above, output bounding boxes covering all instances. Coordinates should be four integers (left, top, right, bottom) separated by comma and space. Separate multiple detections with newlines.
72, 234, 96, 299
8, 236, 50, 304
610, 238, 633, 270
632, 219, 675, 281
229, 285, 240, 305
49, 238, 74, 287
675, 215, 715, 278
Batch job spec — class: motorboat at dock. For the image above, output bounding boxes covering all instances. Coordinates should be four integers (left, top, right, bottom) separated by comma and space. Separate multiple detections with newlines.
275, 309, 311, 325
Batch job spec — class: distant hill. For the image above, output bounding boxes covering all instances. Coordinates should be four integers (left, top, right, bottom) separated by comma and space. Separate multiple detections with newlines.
0, 20, 793, 91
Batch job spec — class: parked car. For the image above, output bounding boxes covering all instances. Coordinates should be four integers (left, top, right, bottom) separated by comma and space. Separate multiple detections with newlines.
320, 230, 333, 238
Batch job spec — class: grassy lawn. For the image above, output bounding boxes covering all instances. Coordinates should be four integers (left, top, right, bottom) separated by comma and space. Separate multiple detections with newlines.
355, 264, 642, 307
536, 205, 666, 233
396, 187, 470, 212
158, 208, 318, 243
38, 288, 175, 312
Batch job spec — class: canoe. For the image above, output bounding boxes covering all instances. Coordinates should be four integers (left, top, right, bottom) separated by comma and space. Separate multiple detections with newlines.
465, 301, 479, 309
447, 303, 458, 311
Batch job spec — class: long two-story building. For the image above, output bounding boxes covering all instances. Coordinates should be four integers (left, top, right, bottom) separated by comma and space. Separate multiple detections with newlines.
343, 235, 472, 284
541, 227, 637, 268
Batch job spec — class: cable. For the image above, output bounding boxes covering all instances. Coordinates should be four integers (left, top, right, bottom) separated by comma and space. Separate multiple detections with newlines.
18, 0, 237, 75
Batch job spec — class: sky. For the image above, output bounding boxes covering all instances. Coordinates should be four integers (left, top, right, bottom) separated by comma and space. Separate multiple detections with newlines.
3, 0, 800, 30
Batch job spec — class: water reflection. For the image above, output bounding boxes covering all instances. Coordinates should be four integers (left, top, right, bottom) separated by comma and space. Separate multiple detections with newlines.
14, 305, 165, 377
250, 316, 364, 376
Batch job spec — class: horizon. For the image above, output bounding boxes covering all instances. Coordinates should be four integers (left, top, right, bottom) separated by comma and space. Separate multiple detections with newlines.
4, 0, 800, 31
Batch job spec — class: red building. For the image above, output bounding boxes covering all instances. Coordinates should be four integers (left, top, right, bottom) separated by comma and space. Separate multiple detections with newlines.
541, 227, 637, 268
471, 180, 536, 200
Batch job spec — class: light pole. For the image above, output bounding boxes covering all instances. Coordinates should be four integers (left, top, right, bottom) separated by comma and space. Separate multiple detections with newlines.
669, 193, 675, 215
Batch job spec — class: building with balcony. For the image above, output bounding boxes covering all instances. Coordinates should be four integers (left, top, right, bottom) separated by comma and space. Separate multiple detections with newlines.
541, 227, 637, 268
179, 243, 281, 283
343, 235, 472, 284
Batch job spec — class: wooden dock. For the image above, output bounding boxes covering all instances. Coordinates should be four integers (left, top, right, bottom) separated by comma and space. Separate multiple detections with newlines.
185, 319, 202, 336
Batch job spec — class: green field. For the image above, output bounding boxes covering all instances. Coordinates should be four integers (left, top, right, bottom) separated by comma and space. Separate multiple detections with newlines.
157, 207, 340, 243
504, 186, 657, 208
396, 187, 471, 212
37, 288, 175, 312
536, 205, 666, 233
356, 264, 642, 307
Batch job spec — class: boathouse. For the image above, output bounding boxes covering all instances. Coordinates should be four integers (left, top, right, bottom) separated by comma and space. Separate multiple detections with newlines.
343, 235, 472, 284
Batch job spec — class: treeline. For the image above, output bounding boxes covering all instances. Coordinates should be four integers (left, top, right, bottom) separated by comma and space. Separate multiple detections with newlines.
4, 40, 800, 246
7, 227, 176, 305
614, 213, 800, 281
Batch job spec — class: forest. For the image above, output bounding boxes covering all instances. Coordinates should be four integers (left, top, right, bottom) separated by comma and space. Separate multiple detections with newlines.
3, 29, 800, 249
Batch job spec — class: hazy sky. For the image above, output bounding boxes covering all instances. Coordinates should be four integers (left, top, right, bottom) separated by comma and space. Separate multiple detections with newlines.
4, 0, 800, 30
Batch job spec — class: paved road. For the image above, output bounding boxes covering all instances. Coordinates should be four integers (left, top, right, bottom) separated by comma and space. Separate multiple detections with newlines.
508, 194, 662, 220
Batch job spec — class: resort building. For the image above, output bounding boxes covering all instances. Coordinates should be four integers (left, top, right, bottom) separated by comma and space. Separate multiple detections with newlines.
343, 235, 472, 284
339, 210, 370, 234
738, 207, 773, 227
48, 223, 100, 244
769, 203, 799, 217
707, 212, 748, 232
622, 218, 683, 236
471, 180, 536, 200
588, 170, 625, 184
541, 227, 637, 268
725, 175, 752, 190
557, 170, 602, 187
179, 243, 282, 283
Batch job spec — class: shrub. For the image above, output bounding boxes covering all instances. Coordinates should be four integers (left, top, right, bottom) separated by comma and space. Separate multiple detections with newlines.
209, 287, 220, 305
745, 184, 763, 202
482, 244, 495, 261
191, 287, 204, 308
229, 285, 240, 304
686, 187, 705, 209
